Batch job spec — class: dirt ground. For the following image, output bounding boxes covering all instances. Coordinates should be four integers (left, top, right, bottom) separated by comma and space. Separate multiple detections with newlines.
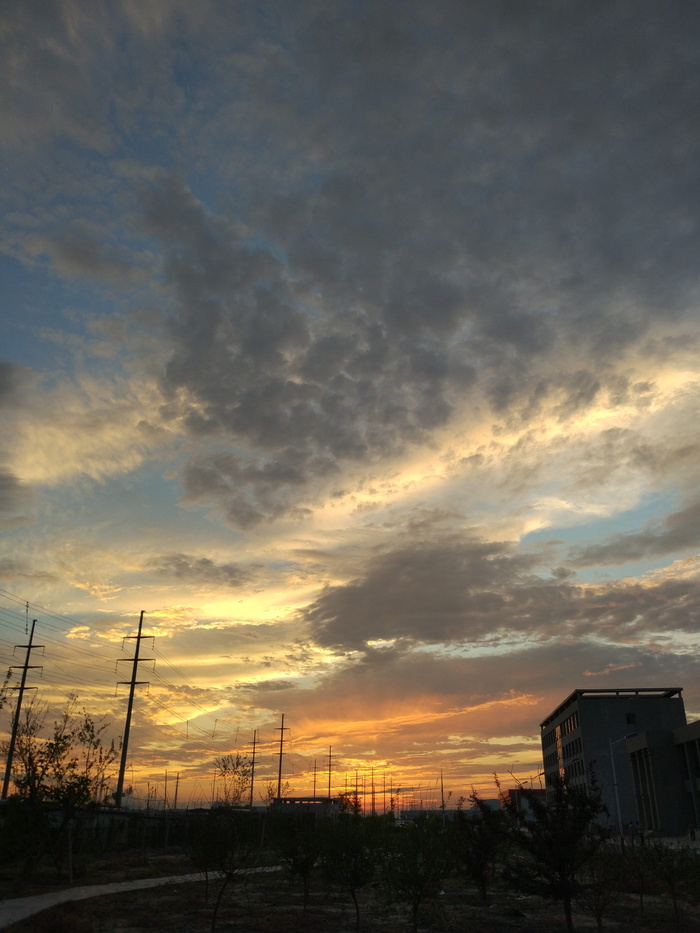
4, 868, 700, 933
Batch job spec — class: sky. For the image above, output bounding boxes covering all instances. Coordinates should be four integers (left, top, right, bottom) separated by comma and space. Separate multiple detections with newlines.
1, 0, 699, 808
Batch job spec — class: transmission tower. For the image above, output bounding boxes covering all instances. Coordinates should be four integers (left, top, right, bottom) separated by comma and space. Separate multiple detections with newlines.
2, 619, 44, 799
114, 611, 153, 808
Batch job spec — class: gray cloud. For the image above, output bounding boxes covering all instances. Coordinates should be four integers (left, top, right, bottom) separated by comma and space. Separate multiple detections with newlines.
0, 469, 29, 516
149, 553, 256, 588
305, 533, 700, 652
4, 3, 698, 526
47, 224, 149, 284
122, 2, 698, 524
236, 679, 296, 694
0, 556, 55, 581
0, 361, 34, 407
570, 499, 700, 568
0, 362, 21, 402
306, 538, 539, 649
141, 176, 469, 523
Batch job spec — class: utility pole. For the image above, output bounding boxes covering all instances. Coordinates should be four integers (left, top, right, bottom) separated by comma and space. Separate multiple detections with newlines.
2, 619, 44, 799
275, 714, 288, 800
249, 729, 257, 808
115, 611, 153, 808
327, 745, 332, 799
440, 768, 446, 826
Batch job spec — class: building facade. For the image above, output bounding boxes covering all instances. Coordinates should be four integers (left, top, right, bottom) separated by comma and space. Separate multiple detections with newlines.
540, 687, 687, 833
627, 718, 700, 835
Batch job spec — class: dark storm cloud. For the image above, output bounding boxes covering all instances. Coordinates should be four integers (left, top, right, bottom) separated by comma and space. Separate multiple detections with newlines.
570, 500, 700, 568
306, 536, 700, 651
149, 553, 255, 588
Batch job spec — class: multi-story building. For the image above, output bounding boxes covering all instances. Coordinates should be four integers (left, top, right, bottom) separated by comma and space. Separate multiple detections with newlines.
540, 687, 687, 833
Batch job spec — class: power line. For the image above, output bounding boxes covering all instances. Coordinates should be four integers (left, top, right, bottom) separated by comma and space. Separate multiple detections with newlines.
0, 585, 285, 786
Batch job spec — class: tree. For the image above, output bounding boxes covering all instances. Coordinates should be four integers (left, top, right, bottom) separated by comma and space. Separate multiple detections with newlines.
189, 808, 262, 933
0, 668, 10, 709
451, 794, 505, 904
321, 814, 378, 933
4, 695, 119, 807
214, 752, 252, 807
622, 834, 655, 915
502, 774, 607, 933
337, 789, 362, 816
382, 817, 453, 933
259, 778, 292, 806
272, 813, 322, 914
576, 847, 622, 930
645, 839, 700, 924
1, 695, 120, 883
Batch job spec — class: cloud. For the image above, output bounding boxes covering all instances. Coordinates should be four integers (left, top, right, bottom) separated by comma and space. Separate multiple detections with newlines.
0, 361, 27, 403
305, 530, 700, 652
306, 538, 538, 649
0, 469, 27, 515
0, 556, 55, 581
121, 2, 697, 525
148, 553, 256, 589
3, 2, 698, 529
0, 364, 33, 512
0, 366, 169, 486
42, 223, 151, 285
138, 175, 471, 524
247, 636, 700, 771
570, 500, 700, 567
1, 0, 700, 796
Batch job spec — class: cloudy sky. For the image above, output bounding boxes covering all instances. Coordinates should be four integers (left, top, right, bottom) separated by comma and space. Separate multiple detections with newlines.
1, 0, 699, 806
